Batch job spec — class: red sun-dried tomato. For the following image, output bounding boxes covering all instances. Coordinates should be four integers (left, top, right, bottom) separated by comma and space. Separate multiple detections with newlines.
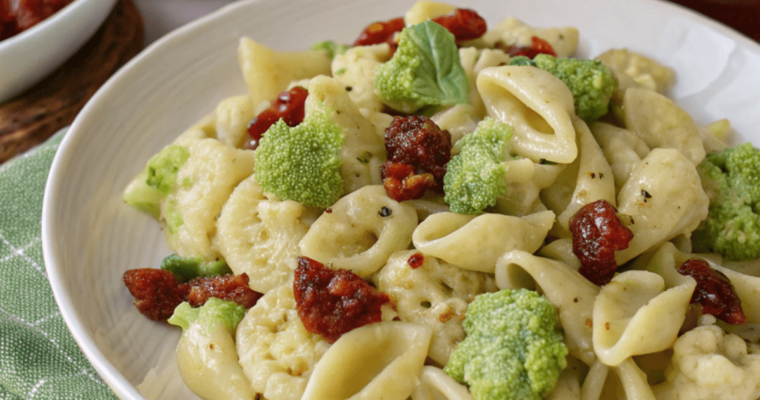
677, 258, 746, 324
569, 200, 634, 286
432, 8, 487, 42
293, 257, 390, 343
187, 273, 262, 309
123, 269, 190, 321
123, 269, 262, 321
244, 86, 309, 150
498, 36, 557, 59
408, 253, 425, 269
353, 17, 405, 49
381, 115, 452, 202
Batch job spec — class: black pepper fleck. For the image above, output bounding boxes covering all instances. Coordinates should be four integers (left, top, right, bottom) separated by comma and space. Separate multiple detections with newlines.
378, 206, 392, 217
345, 86, 353, 92
642, 189, 652, 199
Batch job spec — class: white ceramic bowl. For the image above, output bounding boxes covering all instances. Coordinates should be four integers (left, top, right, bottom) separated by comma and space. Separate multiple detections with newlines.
0, 0, 118, 103
42, 0, 760, 399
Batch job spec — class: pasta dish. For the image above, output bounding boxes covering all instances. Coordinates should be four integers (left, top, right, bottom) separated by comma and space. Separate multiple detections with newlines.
120, 2, 760, 399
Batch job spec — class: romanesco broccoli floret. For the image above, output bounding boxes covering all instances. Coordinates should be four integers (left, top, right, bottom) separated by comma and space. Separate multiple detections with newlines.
509, 54, 616, 123
374, 20, 469, 114
168, 297, 245, 333
254, 107, 344, 208
444, 289, 568, 400
693, 143, 760, 260
160, 254, 232, 283
311, 40, 349, 60
443, 118, 513, 214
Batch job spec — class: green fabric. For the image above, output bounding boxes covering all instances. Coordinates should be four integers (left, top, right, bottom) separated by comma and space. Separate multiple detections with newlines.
0, 131, 117, 399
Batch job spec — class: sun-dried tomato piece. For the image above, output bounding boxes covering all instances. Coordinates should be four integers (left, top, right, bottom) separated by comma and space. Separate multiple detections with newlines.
678, 258, 746, 324
244, 86, 309, 150
408, 253, 425, 269
123, 269, 190, 321
353, 17, 405, 49
187, 273, 262, 309
381, 115, 452, 202
432, 8, 487, 42
293, 257, 390, 343
569, 200, 634, 286
498, 36, 557, 59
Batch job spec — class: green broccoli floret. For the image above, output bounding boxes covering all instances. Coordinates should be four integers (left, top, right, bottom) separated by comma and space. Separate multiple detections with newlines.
160, 254, 232, 283
123, 144, 190, 218
254, 107, 344, 208
444, 289, 568, 400
374, 21, 469, 114
168, 297, 245, 334
511, 54, 616, 123
311, 40, 349, 60
443, 118, 513, 214
693, 143, 760, 260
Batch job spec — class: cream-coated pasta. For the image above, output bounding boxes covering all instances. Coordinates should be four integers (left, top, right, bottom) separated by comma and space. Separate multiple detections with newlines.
374, 250, 496, 365
214, 95, 256, 149
214, 175, 310, 293
477, 65, 578, 164
412, 210, 554, 273
476, 17, 579, 58
299, 185, 418, 277
411, 366, 474, 400
301, 322, 432, 400
590, 122, 651, 193
331, 44, 391, 112
459, 47, 512, 119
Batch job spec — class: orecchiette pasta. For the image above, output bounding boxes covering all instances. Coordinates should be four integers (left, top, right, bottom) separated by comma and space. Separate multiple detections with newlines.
161, 138, 256, 260
477, 65, 578, 164
215, 95, 256, 149
213, 175, 310, 293
305, 76, 387, 193
431, 104, 479, 145
412, 210, 554, 273
404, 0, 455, 25
299, 185, 418, 277
623, 88, 706, 166
476, 17, 579, 58
236, 285, 330, 400
176, 322, 254, 400
374, 250, 496, 365
495, 250, 599, 365
238, 37, 331, 106
459, 47, 512, 119
331, 44, 392, 112
590, 122, 650, 194
592, 271, 695, 367
301, 322, 433, 400
545, 357, 585, 400
495, 161, 566, 216
614, 149, 709, 265
411, 366, 474, 400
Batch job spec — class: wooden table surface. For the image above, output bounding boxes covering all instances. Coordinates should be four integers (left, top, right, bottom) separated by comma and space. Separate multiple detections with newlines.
0, 0, 757, 164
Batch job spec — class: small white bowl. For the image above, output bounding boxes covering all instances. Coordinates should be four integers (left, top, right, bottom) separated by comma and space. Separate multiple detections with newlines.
42, 0, 760, 399
0, 0, 118, 103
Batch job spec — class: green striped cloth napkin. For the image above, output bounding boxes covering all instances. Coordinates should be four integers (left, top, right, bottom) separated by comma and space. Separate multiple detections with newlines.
0, 130, 117, 399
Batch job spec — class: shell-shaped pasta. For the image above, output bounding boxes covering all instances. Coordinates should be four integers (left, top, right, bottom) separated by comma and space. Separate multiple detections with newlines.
412, 210, 555, 273
236, 285, 330, 400
404, 1, 456, 25
544, 118, 616, 235
582, 358, 656, 400
213, 175, 309, 293
495, 162, 565, 217
238, 37, 331, 106
306, 76, 387, 194
590, 122, 650, 193
374, 251, 497, 365
477, 66, 578, 164
411, 366, 474, 400
331, 44, 391, 112
614, 149, 709, 265
431, 104, 478, 145
301, 322, 432, 400
596, 48, 674, 108
545, 357, 585, 400
176, 323, 254, 400
161, 139, 255, 260
623, 88, 706, 166
299, 185, 418, 277
215, 95, 255, 149
592, 271, 696, 367
495, 250, 599, 366
479, 17, 579, 58
538, 238, 581, 271
459, 47, 512, 119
